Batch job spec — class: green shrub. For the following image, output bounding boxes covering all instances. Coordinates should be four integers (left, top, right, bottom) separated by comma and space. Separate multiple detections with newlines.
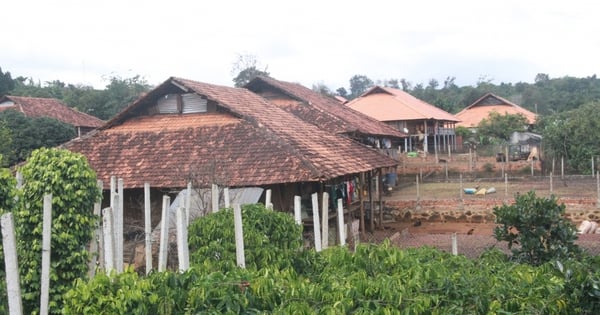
0, 167, 16, 314
15, 148, 100, 314
188, 203, 303, 272
494, 191, 580, 265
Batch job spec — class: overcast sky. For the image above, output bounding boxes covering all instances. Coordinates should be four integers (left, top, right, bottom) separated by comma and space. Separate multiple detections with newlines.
3, 0, 599, 91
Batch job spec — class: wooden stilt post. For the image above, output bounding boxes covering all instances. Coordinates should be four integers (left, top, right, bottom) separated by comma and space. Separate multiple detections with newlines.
223, 187, 230, 208
359, 173, 366, 240
451, 233, 458, 256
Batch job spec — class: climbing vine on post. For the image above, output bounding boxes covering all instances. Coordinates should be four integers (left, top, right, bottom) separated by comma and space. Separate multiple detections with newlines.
15, 148, 100, 314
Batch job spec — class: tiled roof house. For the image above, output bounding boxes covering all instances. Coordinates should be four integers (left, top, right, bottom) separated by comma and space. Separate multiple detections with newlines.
455, 93, 537, 128
64, 77, 397, 215
0, 95, 104, 136
346, 86, 460, 154
245, 76, 406, 151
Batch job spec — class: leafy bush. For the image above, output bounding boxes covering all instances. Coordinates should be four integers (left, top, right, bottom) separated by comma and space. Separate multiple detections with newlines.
0, 167, 16, 314
65, 243, 600, 314
15, 148, 100, 314
494, 191, 580, 265
188, 203, 303, 272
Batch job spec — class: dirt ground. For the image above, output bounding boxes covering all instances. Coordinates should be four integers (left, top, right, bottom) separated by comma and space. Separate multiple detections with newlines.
364, 220, 600, 259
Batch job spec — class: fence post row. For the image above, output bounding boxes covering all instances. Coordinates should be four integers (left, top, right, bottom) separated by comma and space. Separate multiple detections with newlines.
2, 212, 24, 315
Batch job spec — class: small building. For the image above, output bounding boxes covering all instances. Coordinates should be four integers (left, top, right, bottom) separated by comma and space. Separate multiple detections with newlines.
64, 77, 398, 235
0, 95, 104, 136
345, 86, 460, 154
245, 76, 407, 156
456, 93, 537, 129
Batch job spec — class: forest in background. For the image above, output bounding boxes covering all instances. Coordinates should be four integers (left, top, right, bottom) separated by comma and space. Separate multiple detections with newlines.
1, 66, 600, 172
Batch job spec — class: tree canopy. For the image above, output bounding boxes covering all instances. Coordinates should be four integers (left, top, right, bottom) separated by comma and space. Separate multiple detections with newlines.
230, 54, 270, 87
538, 101, 600, 173
0, 109, 76, 165
476, 112, 529, 144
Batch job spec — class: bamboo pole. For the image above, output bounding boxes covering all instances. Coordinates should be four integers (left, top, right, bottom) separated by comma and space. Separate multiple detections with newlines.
1, 213, 23, 315
144, 183, 152, 274
40, 194, 52, 315
550, 172, 554, 193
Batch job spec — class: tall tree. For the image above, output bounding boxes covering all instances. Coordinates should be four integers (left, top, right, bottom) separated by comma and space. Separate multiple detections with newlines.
231, 54, 269, 87
311, 82, 334, 97
348, 74, 373, 100
538, 101, 600, 173
476, 112, 528, 144
0, 67, 15, 96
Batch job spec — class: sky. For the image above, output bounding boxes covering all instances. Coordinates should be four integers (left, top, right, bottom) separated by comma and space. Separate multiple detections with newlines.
3, 0, 600, 91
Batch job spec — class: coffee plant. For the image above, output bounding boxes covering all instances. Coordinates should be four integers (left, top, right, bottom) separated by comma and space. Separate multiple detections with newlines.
494, 191, 581, 265
15, 148, 100, 314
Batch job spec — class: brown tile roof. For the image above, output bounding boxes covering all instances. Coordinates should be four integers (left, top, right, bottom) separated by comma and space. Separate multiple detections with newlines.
245, 76, 406, 139
65, 77, 397, 189
0, 95, 104, 128
345, 86, 460, 123
455, 93, 537, 128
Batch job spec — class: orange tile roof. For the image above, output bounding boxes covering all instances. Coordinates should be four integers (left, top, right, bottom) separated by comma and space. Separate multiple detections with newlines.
345, 86, 460, 123
0, 95, 104, 128
65, 77, 397, 189
455, 93, 537, 128
245, 76, 406, 138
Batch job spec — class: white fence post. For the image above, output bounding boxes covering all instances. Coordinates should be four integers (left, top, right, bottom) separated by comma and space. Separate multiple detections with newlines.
451, 233, 458, 256
102, 207, 115, 274
550, 172, 554, 193
116, 178, 124, 273
176, 206, 189, 271
321, 192, 329, 250
158, 195, 170, 272
89, 180, 103, 278
311, 193, 322, 252
223, 187, 230, 209
233, 204, 245, 268
293, 196, 302, 225
336, 198, 346, 246
185, 182, 192, 225
265, 189, 273, 210
40, 194, 52, 315
211, 184, 219, 213
2, 213, 23, 315
144, 182, 152, 275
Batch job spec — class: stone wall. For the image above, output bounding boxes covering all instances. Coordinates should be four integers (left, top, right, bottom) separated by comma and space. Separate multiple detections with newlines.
385, 197, 600, 224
